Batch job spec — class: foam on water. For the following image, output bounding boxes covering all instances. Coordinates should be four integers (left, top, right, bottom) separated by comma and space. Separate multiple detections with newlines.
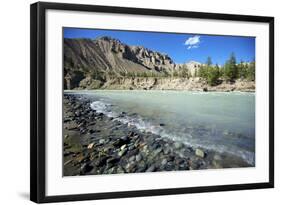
90, 99, 255, 165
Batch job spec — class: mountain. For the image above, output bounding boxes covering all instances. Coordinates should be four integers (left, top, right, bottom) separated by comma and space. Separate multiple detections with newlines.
64, 36, 202, 89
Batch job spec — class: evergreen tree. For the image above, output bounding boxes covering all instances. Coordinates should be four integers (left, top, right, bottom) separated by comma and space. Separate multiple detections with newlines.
206, 56, 212, 66
247, 61, 255, 81
224, 52, 237, 81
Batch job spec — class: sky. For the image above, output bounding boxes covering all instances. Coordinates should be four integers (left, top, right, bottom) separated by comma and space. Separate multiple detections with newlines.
64, 27, 255, 65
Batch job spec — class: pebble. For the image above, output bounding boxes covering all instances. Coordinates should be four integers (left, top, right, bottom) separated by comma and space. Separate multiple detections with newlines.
195, 148, 205, 158
75, 111, 81, 117
80, 163, 93, 174
118, 148, 127, 157
161, 158, 168, 165
63, 94, 229, 176
64, 159, 73, 166
129, 156, 135, 162
120, 144, 127, 151
137, 161, 147, 172
87, 143, 94, 149
174, 142, 183, 149
146, 165, 156, 172
106, 157, 119, 165
117, 167, 125, 173
213, 154, 222, 161
95, 156, 108, 167
153, 148, 163, 156
163, 147, 170, 155
136, 154, 142, 162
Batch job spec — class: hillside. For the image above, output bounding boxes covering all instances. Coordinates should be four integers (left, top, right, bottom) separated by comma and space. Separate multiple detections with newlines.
64, 36, 254, 92
64, 36, 202, 89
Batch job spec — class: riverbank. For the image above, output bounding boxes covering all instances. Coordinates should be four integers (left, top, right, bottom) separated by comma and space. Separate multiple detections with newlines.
63, 93, 252, 176
77, 77, 255, 92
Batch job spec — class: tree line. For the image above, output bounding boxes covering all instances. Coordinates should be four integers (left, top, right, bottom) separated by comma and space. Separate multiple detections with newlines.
198, 53, 255, 86
89, 52, 255, 86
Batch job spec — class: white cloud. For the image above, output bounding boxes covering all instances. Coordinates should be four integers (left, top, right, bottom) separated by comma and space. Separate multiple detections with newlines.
185, 35, 200, 49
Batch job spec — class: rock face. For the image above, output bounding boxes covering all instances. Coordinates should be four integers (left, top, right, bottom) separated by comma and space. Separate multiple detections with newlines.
64, 36, 178, 89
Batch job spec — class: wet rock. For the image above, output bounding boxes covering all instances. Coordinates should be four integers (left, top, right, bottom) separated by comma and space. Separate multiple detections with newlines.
88, 111, 95, 116
137, 161, 147, 172
136, 154, 142, 162
67, 123, 78, 130
79, 128, 87, 134
120, 144, 127, 151
129, 155, 136, 162
113, 136, 130, 147
125, 162, 137, 172
75, 155, 85, 163
153, 148, 163, 156
108, 167, 117, 174
87, 143, 94, 149
106, 157, 120, 165
118, 148, 127, 157
64, 118, 71, 123
64, 151, 73, 157
174, 142, 183, 149
179, 163, 189, 170
117, 166, 125, 173
99, 139, 106, 144
126, 149, 139, 158
166, 155, 175, 162
113, 139, 122, 147
74, 104, 82, 110
164, 161, 175, 171
75, 111, 81, 117
163, 147, 170, 155
64, 159, 73, 166
213, 154, 222, 161
127, 145, 135, 151
121, 136, 130, 143
146, 165, 156, 172
161, 158, 168, 165
212, 160, 222, 169
77, 122, 84, 128
88, 129, 95, 134
195, 148, 205, 158
128, 131, 137, 137
80, 163, 93, 174
151, 142, 161, 150
95, 156, 108, 167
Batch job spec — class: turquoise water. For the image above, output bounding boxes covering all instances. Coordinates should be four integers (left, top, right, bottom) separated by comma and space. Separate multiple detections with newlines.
67, 90, 255, 164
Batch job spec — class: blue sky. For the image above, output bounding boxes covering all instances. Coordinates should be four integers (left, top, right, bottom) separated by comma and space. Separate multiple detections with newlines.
64, 28, 255, 65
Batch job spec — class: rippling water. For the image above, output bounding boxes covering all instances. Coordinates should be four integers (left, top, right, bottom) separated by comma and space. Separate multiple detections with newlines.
66, 90, 255, 165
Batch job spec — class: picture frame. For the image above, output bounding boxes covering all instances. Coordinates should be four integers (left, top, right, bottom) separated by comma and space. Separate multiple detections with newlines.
30, 1, 274, 203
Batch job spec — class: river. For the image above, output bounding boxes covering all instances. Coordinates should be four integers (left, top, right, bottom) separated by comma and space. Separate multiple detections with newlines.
65, 90, 255, 165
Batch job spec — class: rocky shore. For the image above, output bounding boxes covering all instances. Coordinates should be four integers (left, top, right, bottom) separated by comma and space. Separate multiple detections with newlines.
63, 93, 251, 176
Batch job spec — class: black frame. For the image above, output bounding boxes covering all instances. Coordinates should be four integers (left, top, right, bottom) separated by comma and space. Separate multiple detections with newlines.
30, 1, 274, 203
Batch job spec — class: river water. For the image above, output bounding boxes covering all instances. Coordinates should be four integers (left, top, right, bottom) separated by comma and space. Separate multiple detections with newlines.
66, 90, 255, 165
